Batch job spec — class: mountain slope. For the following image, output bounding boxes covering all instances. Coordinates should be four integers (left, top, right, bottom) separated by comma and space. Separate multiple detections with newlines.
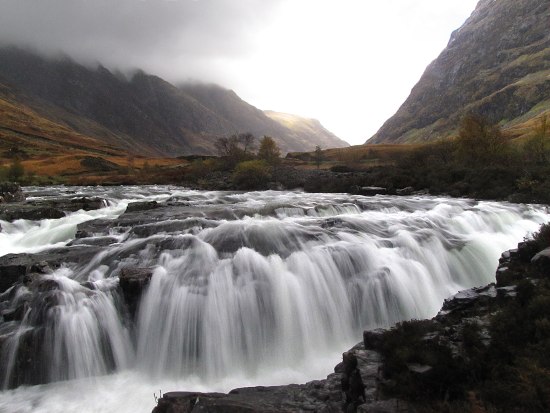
264, 111, 348, 149
0, 47, 347, 156
368, 0, 550, 144
0, 81, 123, 158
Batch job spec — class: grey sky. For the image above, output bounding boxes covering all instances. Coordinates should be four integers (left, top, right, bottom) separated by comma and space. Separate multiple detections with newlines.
0, 0, 479, 144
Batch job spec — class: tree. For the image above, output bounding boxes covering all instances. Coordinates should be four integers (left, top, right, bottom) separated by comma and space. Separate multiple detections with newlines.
314, 145, 323, 169
215, 133, 256, 169
456, 114, 508, 165
257, 136, 281, 165
238, 132, 257, 155
7, 159, 24, 181
524, 115, 548, 165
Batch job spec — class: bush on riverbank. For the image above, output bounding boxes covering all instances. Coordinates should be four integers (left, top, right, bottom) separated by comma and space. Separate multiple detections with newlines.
232, 160, 272, 190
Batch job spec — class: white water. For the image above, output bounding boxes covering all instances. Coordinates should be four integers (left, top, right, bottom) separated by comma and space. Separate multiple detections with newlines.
0, 186, 548, 413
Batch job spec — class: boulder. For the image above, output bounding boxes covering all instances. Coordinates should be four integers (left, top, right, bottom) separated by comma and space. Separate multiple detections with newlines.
531, 247, 550, 271
395, 187, 414, 196
126, 201, 159, 213
0, 182, 25, 203
0, 247, 100, 292
0, 205, 65, 221
119, 267, 154, 317
363, 329, 386, 351
65, 197, 105, 211
436, 284, 497, 321
359, 187, 387, 196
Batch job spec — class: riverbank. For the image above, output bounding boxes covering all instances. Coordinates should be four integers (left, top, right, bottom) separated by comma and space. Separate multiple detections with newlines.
152, 224, 550, 412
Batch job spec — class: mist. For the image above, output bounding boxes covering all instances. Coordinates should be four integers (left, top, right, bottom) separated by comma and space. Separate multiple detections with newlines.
0, 0, 479, 144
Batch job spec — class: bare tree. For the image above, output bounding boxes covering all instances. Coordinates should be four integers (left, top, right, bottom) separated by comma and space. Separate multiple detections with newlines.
238, 133, 257, 155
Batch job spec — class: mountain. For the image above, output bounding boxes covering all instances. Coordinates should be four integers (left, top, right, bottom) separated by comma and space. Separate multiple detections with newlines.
0, 81, 124, 158
0, 47, 348, 156
368, 0, 550, 144
264, 111, 348, 149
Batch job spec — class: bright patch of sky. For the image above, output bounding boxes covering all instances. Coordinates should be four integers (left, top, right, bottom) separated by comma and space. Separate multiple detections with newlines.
0, 0, 479, 144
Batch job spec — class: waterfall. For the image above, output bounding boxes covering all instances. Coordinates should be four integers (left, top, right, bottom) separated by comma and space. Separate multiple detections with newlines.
0, 187, 548, 413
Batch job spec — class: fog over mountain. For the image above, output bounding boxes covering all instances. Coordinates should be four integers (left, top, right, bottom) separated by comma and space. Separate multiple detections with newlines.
0, 0, 479, 144
0, 0, 278, 84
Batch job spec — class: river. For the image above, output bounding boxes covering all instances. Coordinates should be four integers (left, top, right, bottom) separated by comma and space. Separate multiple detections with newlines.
0, 186, 548, 413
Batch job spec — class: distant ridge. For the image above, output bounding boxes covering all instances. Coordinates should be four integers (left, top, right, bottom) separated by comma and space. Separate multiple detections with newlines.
0, 47, 348, 156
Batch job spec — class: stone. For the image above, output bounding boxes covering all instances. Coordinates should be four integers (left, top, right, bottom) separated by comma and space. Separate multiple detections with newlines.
363, 329, 386, 350
360, 187, 387, 196
0, 205, 65, 221
119, 267, 154, 317
395, 187, 414, 196
0, 182, 25, 203
126, 201, 159, 213
531, 247, 550, 271
0, 246, 101, 292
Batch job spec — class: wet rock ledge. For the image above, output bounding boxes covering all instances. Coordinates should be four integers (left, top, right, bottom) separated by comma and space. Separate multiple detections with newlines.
152, 224, 550, 413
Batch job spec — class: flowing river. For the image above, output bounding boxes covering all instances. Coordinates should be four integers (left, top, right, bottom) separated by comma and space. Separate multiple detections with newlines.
0, 186, 548, 413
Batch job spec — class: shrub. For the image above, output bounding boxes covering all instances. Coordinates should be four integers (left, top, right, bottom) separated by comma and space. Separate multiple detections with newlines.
330, 165, 356, 173
7, 159, 25, 181
232, 160, 271, 190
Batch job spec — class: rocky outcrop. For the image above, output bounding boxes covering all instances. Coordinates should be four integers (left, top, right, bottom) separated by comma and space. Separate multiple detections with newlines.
152, 343, 390, 413
369, 0, 550, 144
152, 226, 550, 413
0, 196, 105, 221
0, 246, 101, 292
118, 267, 153, 317
0, 182, 25, 203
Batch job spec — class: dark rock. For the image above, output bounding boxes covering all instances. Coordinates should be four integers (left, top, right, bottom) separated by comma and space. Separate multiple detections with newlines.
406, 364, 432, 375
65, 197, 105, 211
0, 204, 65, 221
516, 241, 539, 263
2, 303, 27, 322
436, 284, 496, 321
119, 267, 154, 317
0, 246, 101, 292
531, 247, 550, 271
75, 219, 113, 238
0, 182, 25, 203
151, 340, 391, 413
395, 187, 414, 196
359, 187, 387, 196
0, 196, 106, 222
68, 236, 119, 247
0, 260, 28, 293
363, 329, 386, 351
126, 201, 159, 213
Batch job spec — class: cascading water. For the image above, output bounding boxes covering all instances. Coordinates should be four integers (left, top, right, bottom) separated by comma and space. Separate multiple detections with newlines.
0, 186, 548, 413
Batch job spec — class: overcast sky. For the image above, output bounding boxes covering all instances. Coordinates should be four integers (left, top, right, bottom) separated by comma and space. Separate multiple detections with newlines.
0, 0, 479, 145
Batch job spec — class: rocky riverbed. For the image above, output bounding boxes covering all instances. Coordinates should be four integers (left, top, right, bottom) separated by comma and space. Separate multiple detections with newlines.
0, 185, 548, 413
152, 231, 550, 412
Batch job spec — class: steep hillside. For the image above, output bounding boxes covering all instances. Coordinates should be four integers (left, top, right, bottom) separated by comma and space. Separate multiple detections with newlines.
0, 81, 123, 158
369, 0, 550, 144
264, 111, 348, 150
0, 47, 347, 156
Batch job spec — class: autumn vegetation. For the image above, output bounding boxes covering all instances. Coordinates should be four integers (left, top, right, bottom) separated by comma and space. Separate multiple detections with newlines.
1, 102, 549, 203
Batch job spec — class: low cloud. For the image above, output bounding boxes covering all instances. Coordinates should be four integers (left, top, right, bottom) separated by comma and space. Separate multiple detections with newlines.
0, 0, 281, 82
